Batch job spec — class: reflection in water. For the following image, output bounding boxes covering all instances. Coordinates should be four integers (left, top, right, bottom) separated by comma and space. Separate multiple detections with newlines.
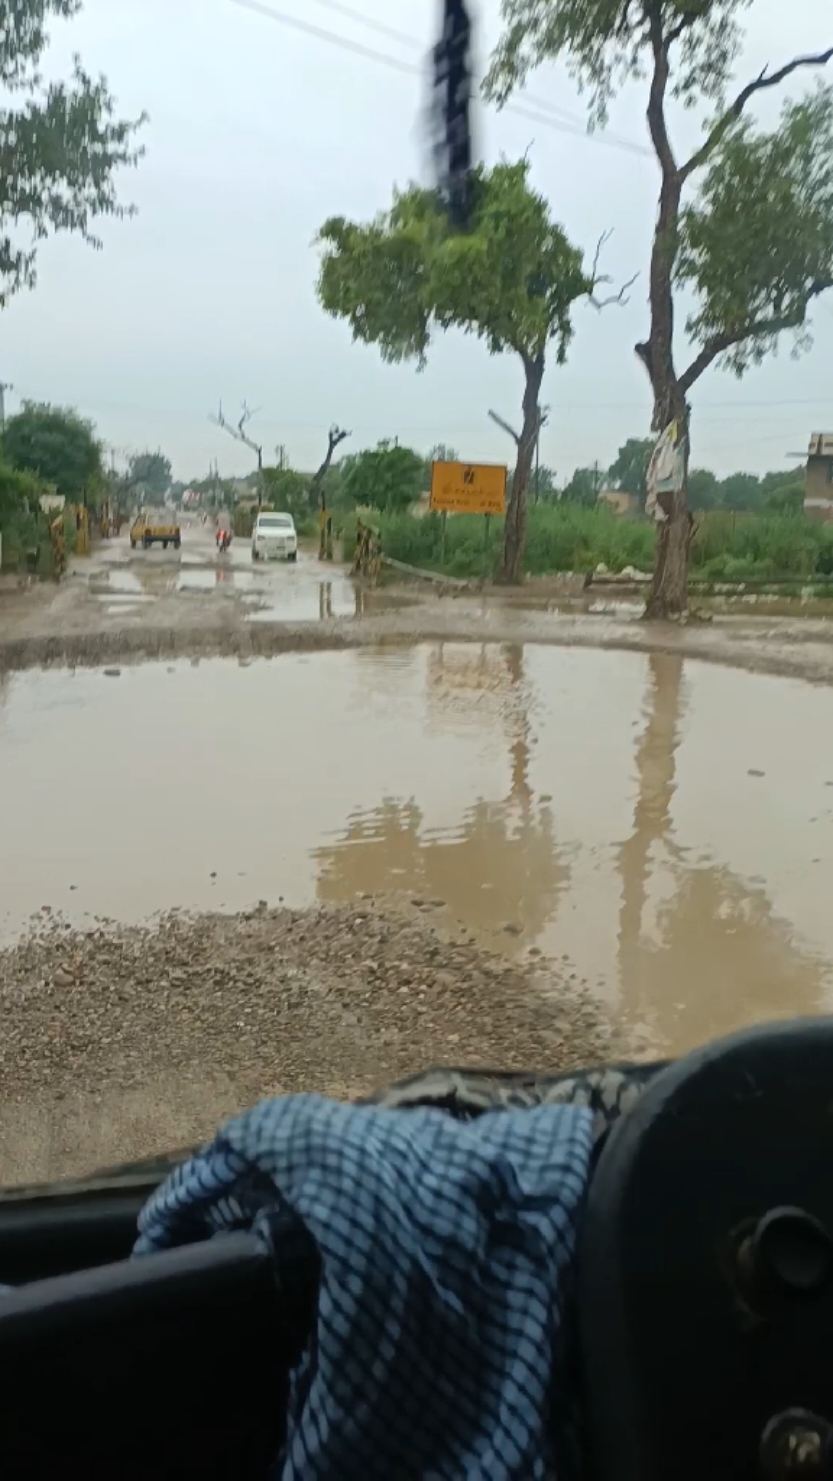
617, 654, 828, 1055
3, 644, 833, 1060
316, 645, 567, 948
315, 794, 566, 951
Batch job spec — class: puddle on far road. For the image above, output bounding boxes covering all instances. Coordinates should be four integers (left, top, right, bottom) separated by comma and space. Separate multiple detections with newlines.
89, 552, 412, 621
2, 645, 833, 1060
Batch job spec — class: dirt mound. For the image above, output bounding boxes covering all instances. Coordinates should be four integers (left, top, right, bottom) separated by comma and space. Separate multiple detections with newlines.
0, 903, 611, 1183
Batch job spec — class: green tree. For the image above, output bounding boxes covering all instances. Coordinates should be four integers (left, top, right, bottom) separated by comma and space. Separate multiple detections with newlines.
687, 468, 720, 511
488, 4, 833, 617
2, 401, 102, 502
0, 1, 145, 307
608, 437, 654, 507
318, 160, 592, 582
763, 481, 804, 515
563, 467, 599, 505
261, 466, 312, 526
533, 463, 558, 501
125, 450, 172, 506
341, 441, 426, 513
718, 471, 761, 511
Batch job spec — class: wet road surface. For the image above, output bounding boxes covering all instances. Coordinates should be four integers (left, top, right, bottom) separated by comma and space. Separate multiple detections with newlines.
2, 642, 832, 1060
84, 523, 410, 623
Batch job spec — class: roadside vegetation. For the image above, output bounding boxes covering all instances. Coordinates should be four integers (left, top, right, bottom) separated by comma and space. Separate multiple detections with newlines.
340, 503, 833, 588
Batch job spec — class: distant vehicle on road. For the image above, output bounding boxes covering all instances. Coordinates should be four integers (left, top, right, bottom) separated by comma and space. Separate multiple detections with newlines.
251, 511, 297, 562
130, 513, 181, 551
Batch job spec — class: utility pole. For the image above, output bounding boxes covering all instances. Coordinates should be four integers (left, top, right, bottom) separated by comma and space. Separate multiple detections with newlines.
275, 443, 287, 472
534, 406, 550, 504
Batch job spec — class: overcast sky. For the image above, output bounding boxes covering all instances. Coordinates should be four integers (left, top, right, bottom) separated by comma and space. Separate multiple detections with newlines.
2, 0, 831, 481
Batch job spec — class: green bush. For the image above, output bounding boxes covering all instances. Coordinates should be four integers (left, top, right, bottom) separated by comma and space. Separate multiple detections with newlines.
349, 504, 656, 579
338, 501, 833, 588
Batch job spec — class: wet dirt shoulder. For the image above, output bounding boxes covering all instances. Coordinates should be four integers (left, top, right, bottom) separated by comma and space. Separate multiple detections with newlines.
3, 603, 833, 686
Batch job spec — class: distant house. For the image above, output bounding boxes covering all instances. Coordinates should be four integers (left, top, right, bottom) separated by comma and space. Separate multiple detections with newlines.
805, 434, 833, 519
599, 488, 639, 517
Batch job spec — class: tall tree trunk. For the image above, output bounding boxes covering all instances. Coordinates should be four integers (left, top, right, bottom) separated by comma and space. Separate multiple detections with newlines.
638, 16, 691, 620
499, 351, 543, 585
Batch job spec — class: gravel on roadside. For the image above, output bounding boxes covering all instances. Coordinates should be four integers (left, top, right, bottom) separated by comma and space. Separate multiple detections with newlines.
0, 902, 612, 1180
1, 902, 612, 1098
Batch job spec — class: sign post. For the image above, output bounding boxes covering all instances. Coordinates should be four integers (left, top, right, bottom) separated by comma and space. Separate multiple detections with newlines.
430, 461, 506, 578
429, 460, 508, 517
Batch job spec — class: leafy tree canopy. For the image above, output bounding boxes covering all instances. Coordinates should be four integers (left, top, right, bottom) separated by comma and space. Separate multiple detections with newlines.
261, 466, 312, 524
677, 87, 833, 383
428, 442, 460, 464
563, 467, 599, 505
0, 458, 49, 527
0, 0, 146, 306
341, 442, 426, 513
608, 437, 654, 504
688, 468, 720, 511
318, 160, 590, 367
2, 401, 102, 500
488, 0, 750, 124
126, 451, 171, 504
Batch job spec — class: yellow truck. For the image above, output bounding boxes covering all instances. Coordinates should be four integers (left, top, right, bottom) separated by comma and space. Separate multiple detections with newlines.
130, 513, 181, 551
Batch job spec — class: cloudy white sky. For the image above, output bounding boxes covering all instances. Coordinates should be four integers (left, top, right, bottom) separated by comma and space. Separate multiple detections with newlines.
2, 0, 831, 481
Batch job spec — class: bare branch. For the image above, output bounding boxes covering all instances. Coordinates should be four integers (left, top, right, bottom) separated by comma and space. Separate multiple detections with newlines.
680, 46, 833, 181
678, 277, 833, 394
590, 271, 639, 310
488, 408, 520, 445
209, 398, 263, 464
589, 228, 614, 287
587, 229, 639, 310
327, 424, 351, 456
312, 424, 352, 495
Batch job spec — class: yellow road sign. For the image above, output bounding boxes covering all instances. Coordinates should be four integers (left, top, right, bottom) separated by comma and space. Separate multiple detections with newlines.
430, 461, 507, 516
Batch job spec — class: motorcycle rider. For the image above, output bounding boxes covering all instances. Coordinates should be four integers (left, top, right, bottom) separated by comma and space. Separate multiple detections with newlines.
215, 509, 232, 554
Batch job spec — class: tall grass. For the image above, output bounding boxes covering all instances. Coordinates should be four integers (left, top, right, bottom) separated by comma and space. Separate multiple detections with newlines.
340, 504, 833, 584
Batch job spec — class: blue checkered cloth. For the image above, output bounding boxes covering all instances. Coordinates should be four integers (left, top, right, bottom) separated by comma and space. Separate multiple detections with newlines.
135, 1095, 594, 1479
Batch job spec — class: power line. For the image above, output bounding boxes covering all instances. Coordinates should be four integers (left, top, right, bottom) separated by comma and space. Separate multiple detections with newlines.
307, 0, 646, 152
228, 0, 417, 75
306, 0, 418, 50
226, 0, 651, 159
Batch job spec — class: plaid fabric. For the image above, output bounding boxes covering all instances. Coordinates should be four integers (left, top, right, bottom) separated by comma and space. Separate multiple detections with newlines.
135, 1094, 594, 1479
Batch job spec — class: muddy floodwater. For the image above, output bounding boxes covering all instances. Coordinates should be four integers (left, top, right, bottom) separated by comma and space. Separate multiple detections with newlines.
2, 643, 833, 1059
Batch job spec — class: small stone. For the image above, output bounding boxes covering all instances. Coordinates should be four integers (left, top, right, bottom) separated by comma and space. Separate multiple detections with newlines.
503, 923, 524, 936
103, 668, 121, 678
539, 794, 553, 803
748, 769, 765, 778
54, 970, 74, 988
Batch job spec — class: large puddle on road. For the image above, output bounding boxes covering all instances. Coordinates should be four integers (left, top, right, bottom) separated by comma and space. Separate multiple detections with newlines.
88, 557, 413, 621
2, 645, 833, 1059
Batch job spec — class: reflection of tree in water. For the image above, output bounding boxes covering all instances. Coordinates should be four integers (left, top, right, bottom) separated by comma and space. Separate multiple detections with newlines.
315, 643, 567, 950
314, 794, 566, 951
640, 863, 829, 1054
618, 653, 828, 1056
